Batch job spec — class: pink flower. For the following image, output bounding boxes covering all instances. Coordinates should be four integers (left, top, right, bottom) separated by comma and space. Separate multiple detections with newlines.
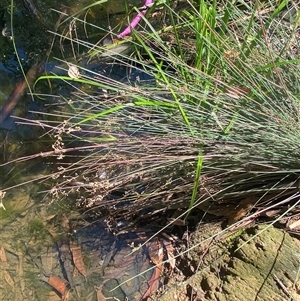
117, 0, 154, 38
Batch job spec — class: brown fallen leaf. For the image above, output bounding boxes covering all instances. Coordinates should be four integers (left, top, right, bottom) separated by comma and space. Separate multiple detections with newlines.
4, 270, 14, 287
48, 276, 68, 296
147, 239, 163, 267
45, 214, 56, 221
70, 242, 86, 278
141, 266, 161, 300
228, 197, 257, 225
0, 246, 7, 263
47, 225, 58, 238
162, 240, 176, 270
287, 217, 300, 231
96, 279, 109, 301
62, 289, 71, 301
143, 239, 164, 299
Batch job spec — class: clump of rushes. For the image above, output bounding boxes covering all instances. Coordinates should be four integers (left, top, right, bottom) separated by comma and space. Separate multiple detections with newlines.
29, 0, 299, 227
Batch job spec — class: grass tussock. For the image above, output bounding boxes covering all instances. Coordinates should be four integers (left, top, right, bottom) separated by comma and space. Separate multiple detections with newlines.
12, 0, 300, 228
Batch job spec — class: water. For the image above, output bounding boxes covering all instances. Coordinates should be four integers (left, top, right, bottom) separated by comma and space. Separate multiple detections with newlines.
0, 1, 157, 300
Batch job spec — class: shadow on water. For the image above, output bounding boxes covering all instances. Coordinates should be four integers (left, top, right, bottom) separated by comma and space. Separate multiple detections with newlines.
0, 1, 158, 300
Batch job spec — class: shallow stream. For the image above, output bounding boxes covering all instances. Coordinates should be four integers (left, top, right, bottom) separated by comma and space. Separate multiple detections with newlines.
0, 1, 158, 300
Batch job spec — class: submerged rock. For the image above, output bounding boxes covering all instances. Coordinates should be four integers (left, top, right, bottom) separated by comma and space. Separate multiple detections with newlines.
37, 220, 158, 300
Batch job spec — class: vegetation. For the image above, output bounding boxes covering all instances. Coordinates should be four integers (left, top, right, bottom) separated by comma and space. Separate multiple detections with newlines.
1, 0, 299, 299
28, 0, 299, 229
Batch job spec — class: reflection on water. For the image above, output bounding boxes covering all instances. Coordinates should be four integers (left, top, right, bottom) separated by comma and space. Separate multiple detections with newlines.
0, 1, 158, 300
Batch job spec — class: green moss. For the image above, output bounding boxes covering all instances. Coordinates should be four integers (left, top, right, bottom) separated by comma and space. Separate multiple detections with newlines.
27, 218, 48, 240
225, 228, 246, 247
24, 270, 51, 301
0, 202, 21, 222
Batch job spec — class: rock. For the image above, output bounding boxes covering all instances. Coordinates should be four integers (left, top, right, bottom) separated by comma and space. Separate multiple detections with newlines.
160, 224, 300, 301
